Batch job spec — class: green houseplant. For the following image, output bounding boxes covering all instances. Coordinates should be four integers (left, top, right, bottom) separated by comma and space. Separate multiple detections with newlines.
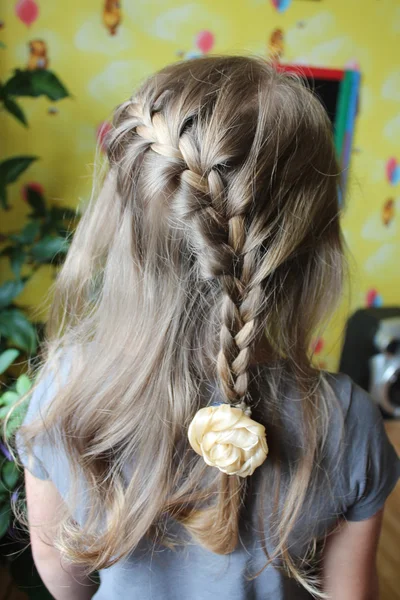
0, 185, 76, 534
0, 63, 77, 596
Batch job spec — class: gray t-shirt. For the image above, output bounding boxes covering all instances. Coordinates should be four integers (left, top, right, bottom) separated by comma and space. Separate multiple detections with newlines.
17, 370, 400, 600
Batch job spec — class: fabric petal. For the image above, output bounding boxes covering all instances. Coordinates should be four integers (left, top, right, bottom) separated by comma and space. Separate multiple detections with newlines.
188, 407, 214, 453
220, 456, 243, 474
212, 444, 241, 467
201, 430, 220, 452
217, 428, 259, 450
209, 405, 243, 431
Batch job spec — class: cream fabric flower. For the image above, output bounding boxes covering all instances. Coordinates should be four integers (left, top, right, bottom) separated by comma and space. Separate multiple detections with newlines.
188, 403, 268, 477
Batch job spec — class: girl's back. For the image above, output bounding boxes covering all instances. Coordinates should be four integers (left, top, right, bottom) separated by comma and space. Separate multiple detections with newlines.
19, 366, 399, 599
15, 56, 399, 599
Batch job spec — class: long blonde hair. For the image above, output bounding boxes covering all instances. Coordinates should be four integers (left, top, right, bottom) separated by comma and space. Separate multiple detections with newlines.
17, 56, 344, 594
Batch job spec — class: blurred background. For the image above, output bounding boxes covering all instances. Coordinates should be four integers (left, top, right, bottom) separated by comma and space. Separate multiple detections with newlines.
0, 0, 399, 598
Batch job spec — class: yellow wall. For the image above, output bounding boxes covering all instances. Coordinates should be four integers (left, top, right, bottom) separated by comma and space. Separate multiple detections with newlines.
1, 0, 399, 370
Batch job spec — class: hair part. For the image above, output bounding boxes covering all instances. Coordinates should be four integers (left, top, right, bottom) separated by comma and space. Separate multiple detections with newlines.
16, 56, 344, 596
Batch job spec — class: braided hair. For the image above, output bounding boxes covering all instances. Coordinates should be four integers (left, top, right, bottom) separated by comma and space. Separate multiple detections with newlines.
109, 66, 277, 409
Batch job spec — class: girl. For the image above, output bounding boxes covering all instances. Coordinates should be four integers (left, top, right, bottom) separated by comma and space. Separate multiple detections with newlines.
15, 56, 399, 600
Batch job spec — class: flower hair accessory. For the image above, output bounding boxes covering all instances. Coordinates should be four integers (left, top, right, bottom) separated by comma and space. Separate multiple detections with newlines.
188, 402, 268, 478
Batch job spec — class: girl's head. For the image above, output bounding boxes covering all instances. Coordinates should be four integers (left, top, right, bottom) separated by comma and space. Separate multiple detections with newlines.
102, 55, 342, 401
22, 56, 343, 593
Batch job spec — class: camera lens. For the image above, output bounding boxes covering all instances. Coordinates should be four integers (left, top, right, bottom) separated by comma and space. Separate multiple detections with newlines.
386, 340, 400, 354
388, 369, 400, 408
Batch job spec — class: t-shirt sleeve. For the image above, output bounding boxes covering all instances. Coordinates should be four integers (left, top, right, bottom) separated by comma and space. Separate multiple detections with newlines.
343, 381, 400, 522
15, 362, 68, 481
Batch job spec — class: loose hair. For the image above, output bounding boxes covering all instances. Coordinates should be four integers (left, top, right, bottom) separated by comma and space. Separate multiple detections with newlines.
16, 56, 344, 595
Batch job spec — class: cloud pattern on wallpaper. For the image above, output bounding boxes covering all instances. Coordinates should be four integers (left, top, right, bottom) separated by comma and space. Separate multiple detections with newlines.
1, 0, 399, 371
285, 13, 355, 67
88, 59, 153, 106
123, 2, 230, 47
75, 15, 133, 55
384, 114, 400, 143
365, 244, 397, 278
285, 11, 335, 53
382, 70, 400, 102
285, 11, 371, 70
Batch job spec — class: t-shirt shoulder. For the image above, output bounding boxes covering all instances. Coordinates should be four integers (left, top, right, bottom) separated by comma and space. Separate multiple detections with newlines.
328, 373, 400, 521
15, 356, 71, 481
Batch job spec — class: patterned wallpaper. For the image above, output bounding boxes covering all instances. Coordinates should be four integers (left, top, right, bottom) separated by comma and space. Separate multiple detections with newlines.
1, 0, 399, 370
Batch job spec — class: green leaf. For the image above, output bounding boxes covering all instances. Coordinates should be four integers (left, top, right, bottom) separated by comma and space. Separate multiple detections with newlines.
3, 69, 34, 96
26, 187, 46, 217
3, 96, 27, 127
10, 247, 27, 278
0, 309, 37, 354
10, 220, 40, 245
0, 394, 28, 439
5, 404, 28, 438
0, 406, 11, 419
2, 460, 20, 489
0, 184, 8, 209
0, 391, 20, 407
0, 246, 27, 278
50, 206, 77, 222
0, 349, 20, 374
0, 156, 38, 185
31, 69, 70, 101
0, 279, 26, 310
0, 507, 11, 539
4, 69, 69, 101
16, 374, 32, 396
31, 235, 69, 262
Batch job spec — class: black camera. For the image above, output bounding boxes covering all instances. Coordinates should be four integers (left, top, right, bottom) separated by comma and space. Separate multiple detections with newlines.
339, 307, 400, 418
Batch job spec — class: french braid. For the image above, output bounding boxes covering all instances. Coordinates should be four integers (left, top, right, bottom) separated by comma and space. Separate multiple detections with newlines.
130, 99, 263, 407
